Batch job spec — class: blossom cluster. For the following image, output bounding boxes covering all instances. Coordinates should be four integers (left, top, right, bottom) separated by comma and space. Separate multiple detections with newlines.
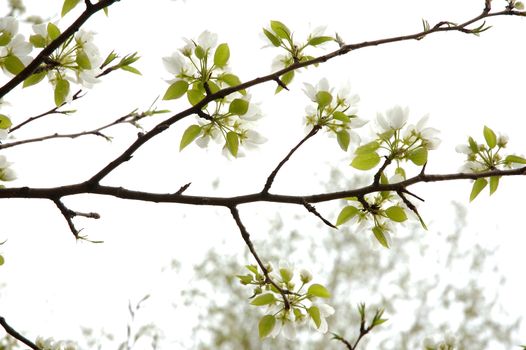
163, 31, 266, 157
0, 16, 32, 76
262, 20, 335, 93
455, 125, 526, 201
237, 263, 334, 340
303, 78, 366, 151
35, 336, 79, 350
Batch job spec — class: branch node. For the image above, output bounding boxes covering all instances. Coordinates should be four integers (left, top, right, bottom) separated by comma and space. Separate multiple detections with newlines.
273, 77, 289, 91
175, 182, 191, 195
303, 200, 337, 229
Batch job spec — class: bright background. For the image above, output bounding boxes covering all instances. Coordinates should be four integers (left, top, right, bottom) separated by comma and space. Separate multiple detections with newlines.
0, 0, 525, 348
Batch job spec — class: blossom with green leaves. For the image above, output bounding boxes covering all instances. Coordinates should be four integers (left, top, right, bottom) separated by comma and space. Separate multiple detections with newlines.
0, 16, 32, 76
163, 31, 266, 157
303, 78, 366, 151
262, 20, 335, 93
237, 263, 334, 339
456, 125, 526, 201
0, 154, 16, 184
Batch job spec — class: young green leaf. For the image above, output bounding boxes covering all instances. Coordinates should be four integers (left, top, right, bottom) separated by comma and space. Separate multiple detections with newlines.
336, 205, 359, 226
250, 293, 276, 306
220, 73, 242, 87
262, 28, 281, 47
120, 65, 141, 75
469, 178, 488, 201
468, 136, 479, 153
385, 206, 408, 222
505, 155, 526, 164
194, 46, 205, 60
4, 55, 25, 75
279, 268, 293, 283
23, 71, 47, 88
270, 20, 291, 40
226, 131, 239, 157
483, 125, 497, 149
333, 111, 350, 123
62, 0, 82, 17
336, 130, 350, 151
408, 147, 428, 166
54, 78, 70, 106
258, 315, 276, 338
489, 176, 500, 195
372, 226, 389, 248
0, 32, 12, 46
229, 98, 249, 115
355, 141, 380, 155
0, 255, 4, 266
47, 23, 61, 41
29, 34, 46, 48
245, 264, 259, 275
351, 152, 380, 170
307, 283, 331, 298
213, 43, 230, 67
308, 36, 334, 46
179, 124, 202, 151
0, 115, 12, 130
187, 89, 205, 106
308, 306, 322, 328
163, 80, 189, 100
316, 91, 332, 109
76, 50, 92, 70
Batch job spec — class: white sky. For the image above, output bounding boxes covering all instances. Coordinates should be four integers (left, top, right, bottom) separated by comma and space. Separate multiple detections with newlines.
1, 0, 525, 348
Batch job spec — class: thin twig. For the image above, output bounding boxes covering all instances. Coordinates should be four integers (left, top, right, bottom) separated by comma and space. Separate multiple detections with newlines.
262, 125, 321, 193
303, 200, 337, 229
229, 206, 292, 310
0, 316, 42, 350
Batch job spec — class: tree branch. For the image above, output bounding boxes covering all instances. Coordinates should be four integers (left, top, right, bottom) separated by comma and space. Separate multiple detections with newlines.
0, 316, 42, 350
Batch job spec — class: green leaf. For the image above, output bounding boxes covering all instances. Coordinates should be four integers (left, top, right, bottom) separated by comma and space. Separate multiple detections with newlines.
62, 0, 82, 16
246, 264, 259, 275
351, 152, 380, 170
489, 176, 500, 195
250, 293, 276, 306
23, 71, 47, 88
0, 115, 12, 130
4, 55, 25, 75
275, 70, 294, 94
408, 147, 428, 166
179, 124, 202, 151
206, 80, 220, 94
29, 34, 46, 48
187, 89, 205, 106
316, 91, 333, 109
262, 28, 281, 47
120, 65, 141, 75
308, 306, 321, 328
270, 20, 291, 40
47, 23, 61, 41
385, 206, 408, 222
336, 130, 350, 151
0, 32, 12, 46
333, 111, 350, 123
229, 98, 249, 116
395, 167, 406, 179
237, 274, 253, 285
483, 125, 497, 149
76, 50, 92, 69
213, 43, 230, 67
163, 80, 189, 100
101, 51, 118, 68
0, 255, 4, 266
54, 78, 70, 106
372, 226, 389, 248
515, 1, 525, 9
226, 131, 239, 157
308, 36, 334, 46
307, 283, 331, 298
258, 315, 276, 338
469, 178, 488, 202
194, 45, 205, 60
221, 73, 242, 87
505, 155, 526, 164
355, 141, 379, 155
336, 205, 359, 226
468, 136, 479, 153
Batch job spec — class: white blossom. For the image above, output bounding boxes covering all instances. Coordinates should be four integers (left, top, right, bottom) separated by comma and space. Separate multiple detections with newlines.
377, 106, 409, 132
405, 114, 441, 150
162, 51, 195, 77
0, 16, 18, 37
302, 77, 330, 102
197, 30, 218, 51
